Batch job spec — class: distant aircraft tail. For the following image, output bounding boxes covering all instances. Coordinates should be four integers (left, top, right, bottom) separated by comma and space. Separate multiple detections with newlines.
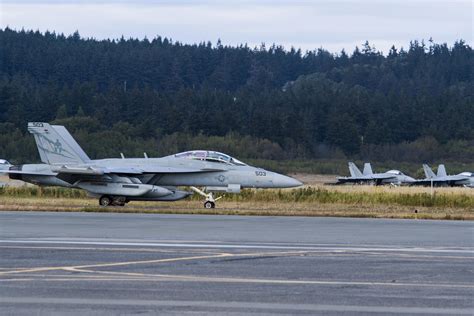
348, 162, 363, 177
363, 163, 373, 175
0, 159, 11, 174
437, 164, 447, 177
422, 164, 436, 179
27, 122, 91, 165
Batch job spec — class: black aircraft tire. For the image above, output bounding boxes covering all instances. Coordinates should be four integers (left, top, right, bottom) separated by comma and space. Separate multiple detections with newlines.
204, 201, 215, 209
99, 195, 112, 206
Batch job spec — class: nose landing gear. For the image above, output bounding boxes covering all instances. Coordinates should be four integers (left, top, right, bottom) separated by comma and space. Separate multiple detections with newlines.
190, 187, 223, 209
204, 200, 215, 209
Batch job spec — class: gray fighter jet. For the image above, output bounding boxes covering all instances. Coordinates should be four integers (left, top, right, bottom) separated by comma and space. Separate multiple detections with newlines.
2, 122, 302, 208
413, 164, 474, 187
336, 162, 415, 186
0, 159, 11, 170
0, 160, 10, 188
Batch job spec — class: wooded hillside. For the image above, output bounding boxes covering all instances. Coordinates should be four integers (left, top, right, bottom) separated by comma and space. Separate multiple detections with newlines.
0, 28, 472, 167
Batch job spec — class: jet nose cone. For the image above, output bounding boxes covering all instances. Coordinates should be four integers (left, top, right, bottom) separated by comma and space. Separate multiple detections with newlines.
273, 173, 303, 188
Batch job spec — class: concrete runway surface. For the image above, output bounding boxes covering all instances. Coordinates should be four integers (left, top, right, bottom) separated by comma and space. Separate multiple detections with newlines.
0, 211, 472, 315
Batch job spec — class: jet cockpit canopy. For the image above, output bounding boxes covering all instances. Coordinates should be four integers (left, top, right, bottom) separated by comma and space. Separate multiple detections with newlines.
386, 170, 403, 175
173, 150, 247, 166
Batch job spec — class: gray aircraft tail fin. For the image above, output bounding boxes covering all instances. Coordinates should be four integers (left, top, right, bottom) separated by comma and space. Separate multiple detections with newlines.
422, 164, 436, 179
437, 164, 447, 177
27, 122, 91, 165
363, 163, 373, 175
348, 162, 363, 178
0, 159, 11, 174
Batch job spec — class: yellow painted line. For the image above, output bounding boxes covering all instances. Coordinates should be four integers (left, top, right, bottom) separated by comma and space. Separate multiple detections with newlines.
0, 245, 222, 255
68, 250, 322, 272
0, 252, 233, 275
71, 253, 233, 269
0, 250, 311, 276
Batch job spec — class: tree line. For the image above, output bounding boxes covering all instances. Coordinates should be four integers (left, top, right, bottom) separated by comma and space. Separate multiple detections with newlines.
0, 28, 472, 166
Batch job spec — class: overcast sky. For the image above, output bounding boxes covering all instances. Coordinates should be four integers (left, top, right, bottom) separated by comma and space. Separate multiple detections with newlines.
1, 0, 472, 54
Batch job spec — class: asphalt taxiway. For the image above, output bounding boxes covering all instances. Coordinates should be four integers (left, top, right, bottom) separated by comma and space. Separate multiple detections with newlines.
0, 211, 472, 315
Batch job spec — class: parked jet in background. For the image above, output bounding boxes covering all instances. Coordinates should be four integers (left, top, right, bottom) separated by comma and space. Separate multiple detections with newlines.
0, 160, 10, 188
0, 159, 11, 171
336, 162, 415, 186
2, 123, 302, 208
414, 164, 474, 187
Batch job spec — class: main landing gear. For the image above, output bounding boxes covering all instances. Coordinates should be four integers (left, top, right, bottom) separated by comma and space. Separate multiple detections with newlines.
190, 187, 223, 209
99, 195, 128, 207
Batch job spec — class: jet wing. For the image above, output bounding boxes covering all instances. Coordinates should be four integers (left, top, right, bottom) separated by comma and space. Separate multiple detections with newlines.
337, 174, 395, 181
2, 164, 223, 178
412, 175, 469, 186
336, 174, 397, 185
49, 165, 224, 175
136, 166, 225, 174
447, 175, 470, 181
53, 165, 226, 185
371, 174, 397, 180
1, 170, 57, 176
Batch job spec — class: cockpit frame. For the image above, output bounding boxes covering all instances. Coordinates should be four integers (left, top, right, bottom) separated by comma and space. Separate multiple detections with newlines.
173, 150, 247, 166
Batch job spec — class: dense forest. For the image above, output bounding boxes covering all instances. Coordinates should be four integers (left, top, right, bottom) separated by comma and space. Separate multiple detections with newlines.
0, 28, 473, 173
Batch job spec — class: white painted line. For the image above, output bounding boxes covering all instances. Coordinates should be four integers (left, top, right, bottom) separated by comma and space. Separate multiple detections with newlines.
0, 239, 473, 254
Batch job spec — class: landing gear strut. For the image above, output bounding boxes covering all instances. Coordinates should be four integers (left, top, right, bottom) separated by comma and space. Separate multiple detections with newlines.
190, 187, 222, 209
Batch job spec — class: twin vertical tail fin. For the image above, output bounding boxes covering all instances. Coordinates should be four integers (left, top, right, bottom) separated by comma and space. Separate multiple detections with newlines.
348, 162, 363, 178
27, 122, 91, 165
437, 164, 447, 177
362, 163, 373, 175
422, 164, 436, 179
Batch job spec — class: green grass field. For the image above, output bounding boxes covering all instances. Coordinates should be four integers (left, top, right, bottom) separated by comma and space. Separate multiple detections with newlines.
1, 184, 473, 220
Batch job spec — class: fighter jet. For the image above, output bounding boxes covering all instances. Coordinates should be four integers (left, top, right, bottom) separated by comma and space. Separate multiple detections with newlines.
0, 160, 10, 187
0, 159, 11, 170
413, 164, 474, 187
336, 162, 415, 186
2, 122, 302, 208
